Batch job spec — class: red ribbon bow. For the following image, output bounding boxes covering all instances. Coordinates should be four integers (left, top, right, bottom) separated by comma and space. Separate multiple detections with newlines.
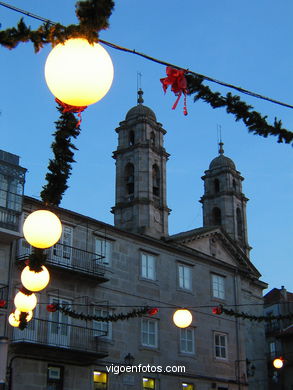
147, 307, 159, 316
212, 305, 223, 315
47, 304, 57, 312
55, 98, 88, 127
160, 66, 188, 115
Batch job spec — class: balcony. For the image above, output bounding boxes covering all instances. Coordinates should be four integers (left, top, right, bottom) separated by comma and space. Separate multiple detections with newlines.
10, 318, 108, 363
265, 321, 281, 335
0, 206, 22, 242
17, 241, 109, 283
0, 284, 8, 308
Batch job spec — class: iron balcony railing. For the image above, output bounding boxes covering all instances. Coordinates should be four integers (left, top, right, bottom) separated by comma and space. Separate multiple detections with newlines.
0, 284, 8, 307
17, 241, 107, 279
0, 207, 21, 232
11, 317, 108, 355
0, 189, 23, 231
265, 321, 281, 334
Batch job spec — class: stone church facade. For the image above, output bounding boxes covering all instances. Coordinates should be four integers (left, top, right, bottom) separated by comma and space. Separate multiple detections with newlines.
0, 92, 268, 389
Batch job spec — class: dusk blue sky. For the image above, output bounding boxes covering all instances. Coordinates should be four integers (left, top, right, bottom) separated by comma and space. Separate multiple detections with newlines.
0, 1, 292, 293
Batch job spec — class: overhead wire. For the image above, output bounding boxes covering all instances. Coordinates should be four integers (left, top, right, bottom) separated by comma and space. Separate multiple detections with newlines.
0, 1, 292, 110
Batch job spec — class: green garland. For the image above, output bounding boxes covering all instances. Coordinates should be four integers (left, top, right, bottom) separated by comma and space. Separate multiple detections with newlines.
57, 305, 150, 322
217, 305, 293, 322
0, 0, 115, 52
40, 103, 81, 206
186, 74, 293, 144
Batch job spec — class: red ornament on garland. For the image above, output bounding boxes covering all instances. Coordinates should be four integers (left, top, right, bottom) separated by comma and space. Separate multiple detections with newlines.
55, 98, 87, 127
160, 66, 188, 115
0, 299, 7, 308
212, 305, 223, 315
148, 307, 159, 316
47, 304, 57, 312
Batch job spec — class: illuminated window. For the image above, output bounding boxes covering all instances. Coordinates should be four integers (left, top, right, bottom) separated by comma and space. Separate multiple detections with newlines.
93, 371, 108, 390
182, 383, 194, 390
142, 377, 155, 389
214, 332, 228, 359
212, 274, 225, 300
47, 366, 63, 390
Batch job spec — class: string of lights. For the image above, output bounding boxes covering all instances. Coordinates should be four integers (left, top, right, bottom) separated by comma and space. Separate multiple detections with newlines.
0, 1, 292, 110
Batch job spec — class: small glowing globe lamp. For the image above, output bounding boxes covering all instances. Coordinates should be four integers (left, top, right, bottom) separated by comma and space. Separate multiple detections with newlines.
45, 38, 114, 107
21, 265, 50, 292
14, 309, 33, 322
14, 291, 37, 312
173, 309, 192, 328
8, 313, 20, 328
273, 358, 284, 369
23, 210, 62, 249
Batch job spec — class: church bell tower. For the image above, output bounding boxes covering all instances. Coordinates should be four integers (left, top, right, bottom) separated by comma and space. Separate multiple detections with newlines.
112, 90, 170, 238
200, 142, 251, 256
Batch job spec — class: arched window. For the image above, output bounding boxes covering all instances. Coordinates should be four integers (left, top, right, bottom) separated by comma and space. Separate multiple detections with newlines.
232, 179, 236, 191
214, 179, 220, 193
212, 207, 221, 226
150, 132, 155, 147
129, 130, 135, 146
236, 208, 243, 240
125, 163, 134, 195
152, 164, 160, 197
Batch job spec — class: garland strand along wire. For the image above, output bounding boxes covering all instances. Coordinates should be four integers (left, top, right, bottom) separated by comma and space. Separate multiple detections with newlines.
217, 305, 293, 322
0, 3, 292, 111
56, 305, 150, 322
0, 2, 291, 110
40, 95, 81, 206
0, 0, 115, 51
185, 74, 292, 144
0, 27, 292, 144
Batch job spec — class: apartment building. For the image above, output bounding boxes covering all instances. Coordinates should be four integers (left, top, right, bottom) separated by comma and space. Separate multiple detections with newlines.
0, 92, 268, 389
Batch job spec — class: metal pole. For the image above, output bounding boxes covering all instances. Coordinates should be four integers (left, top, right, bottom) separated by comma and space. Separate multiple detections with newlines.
0, 336, 9, 389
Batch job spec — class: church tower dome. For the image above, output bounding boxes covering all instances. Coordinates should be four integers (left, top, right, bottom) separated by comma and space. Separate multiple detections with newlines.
200, 142, 251, 256
112, 90, 170, 238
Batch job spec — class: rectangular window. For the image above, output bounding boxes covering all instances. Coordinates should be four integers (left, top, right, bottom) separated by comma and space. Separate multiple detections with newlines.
47, 365, 63, 390
93, 371, 108, 390
141, 253, 156, 280
178, 264, 192, 290
214, 332, 227, 359
95, 238, 112, 266
212, 274, 225, 300
141, 319, 158, 348
52, 226, 73, 265
269, 341, 276, 357
180, 328, 195, 354
143, 377, 155, 389
93, 309, 112, 339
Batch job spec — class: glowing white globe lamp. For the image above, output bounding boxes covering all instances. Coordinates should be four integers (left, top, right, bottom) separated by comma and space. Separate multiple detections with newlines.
173, 309, 192, 328
21, 265, 50, 292
23, 210, 62, 249
45, 38, 114, 107
8, 313, 20, 327
14, 291, 37, 312
273, 358, 284, 369
14, 309, 33, 322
